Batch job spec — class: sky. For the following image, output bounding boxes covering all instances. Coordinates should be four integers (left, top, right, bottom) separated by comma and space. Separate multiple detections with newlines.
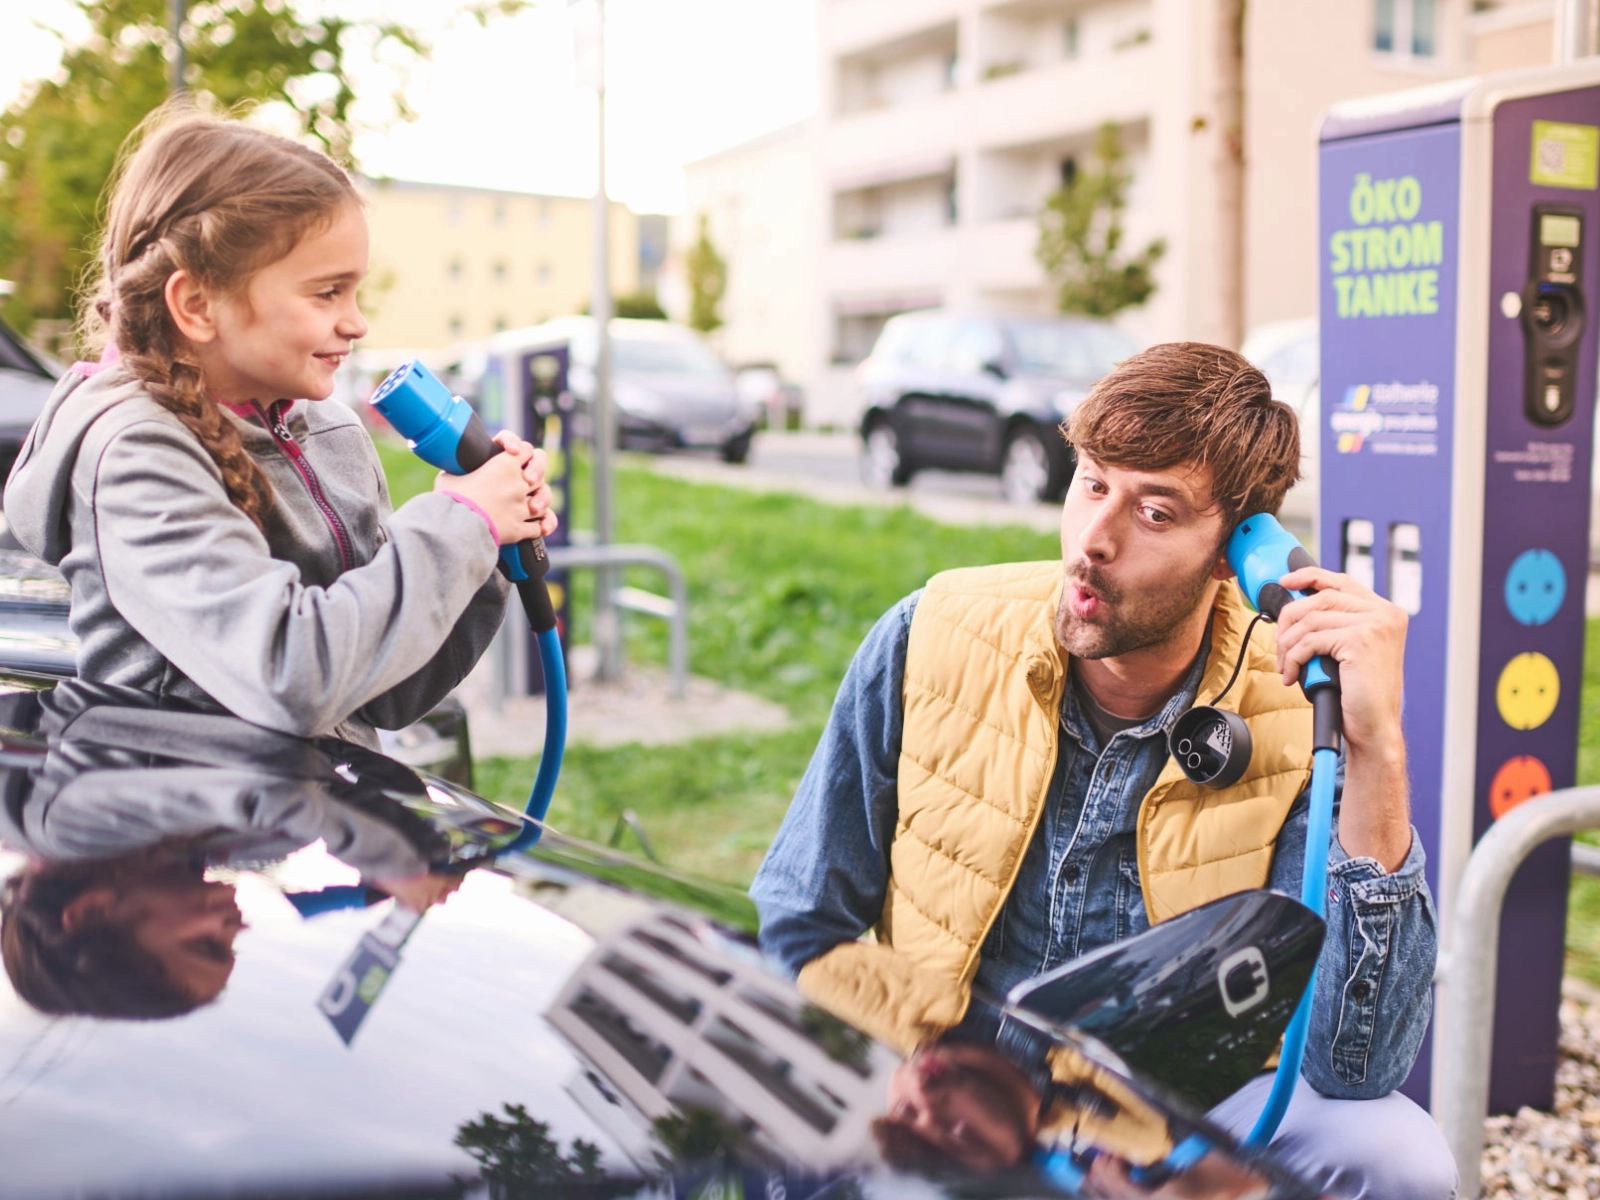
0, 0, 818, 214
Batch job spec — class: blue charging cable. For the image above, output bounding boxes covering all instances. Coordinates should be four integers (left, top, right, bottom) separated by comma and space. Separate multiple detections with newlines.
1226, 514, 1343, 1149
370, 360, 567, 851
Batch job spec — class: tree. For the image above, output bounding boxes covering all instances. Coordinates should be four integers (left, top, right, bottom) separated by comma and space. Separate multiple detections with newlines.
1035, 123, 1167, 319
455, 1102, 609, 1199
684, 213, 726, 334
0, 0, 459, 339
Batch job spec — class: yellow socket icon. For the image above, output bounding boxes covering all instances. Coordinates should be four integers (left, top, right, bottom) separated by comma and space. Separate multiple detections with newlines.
1496, 652, 1561, 730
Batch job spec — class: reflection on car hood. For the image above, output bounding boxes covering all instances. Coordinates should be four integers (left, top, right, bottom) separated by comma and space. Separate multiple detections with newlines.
0, 679, 1320, 1200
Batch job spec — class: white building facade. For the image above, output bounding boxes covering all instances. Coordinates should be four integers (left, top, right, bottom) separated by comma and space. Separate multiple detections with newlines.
682, 0, 1560, 429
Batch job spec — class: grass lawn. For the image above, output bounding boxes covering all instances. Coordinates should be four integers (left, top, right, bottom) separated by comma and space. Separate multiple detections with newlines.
375, 438, 1600, 981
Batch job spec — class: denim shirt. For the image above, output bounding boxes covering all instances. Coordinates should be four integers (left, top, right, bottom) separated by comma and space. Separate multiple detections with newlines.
750, 590, 1438, 1101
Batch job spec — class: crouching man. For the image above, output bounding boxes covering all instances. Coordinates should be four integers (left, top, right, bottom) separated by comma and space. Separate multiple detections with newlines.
751, 343, 1456, 1198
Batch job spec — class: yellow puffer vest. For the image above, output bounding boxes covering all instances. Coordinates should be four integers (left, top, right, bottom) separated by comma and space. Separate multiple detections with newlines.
799, 561, 1312, 1056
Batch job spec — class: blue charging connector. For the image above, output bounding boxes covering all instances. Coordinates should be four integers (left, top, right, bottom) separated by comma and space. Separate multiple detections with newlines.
1226, 513, 1342, 1148
371, 360, 566, 849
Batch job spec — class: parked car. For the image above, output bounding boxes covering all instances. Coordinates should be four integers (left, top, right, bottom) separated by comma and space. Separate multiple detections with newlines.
857, 311, 1140, 504
0, 675, 1321, 1199
505, 317, 761, 464
1241, 317, 1320, 524
0, 315, 60, 495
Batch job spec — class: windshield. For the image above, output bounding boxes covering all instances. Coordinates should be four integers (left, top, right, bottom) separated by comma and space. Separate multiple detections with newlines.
1007, 321, 1138, 380
613, 336, 729, 379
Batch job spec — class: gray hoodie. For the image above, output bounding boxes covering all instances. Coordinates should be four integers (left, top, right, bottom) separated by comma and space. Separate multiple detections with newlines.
3, 365, 508, 747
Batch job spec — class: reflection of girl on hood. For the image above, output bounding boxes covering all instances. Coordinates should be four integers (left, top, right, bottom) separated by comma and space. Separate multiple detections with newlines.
2, 842, 242, 1019
0, 682, 464, 1018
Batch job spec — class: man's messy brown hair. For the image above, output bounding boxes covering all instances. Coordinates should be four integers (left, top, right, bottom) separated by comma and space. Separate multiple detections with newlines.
1065, 341, 1300, 531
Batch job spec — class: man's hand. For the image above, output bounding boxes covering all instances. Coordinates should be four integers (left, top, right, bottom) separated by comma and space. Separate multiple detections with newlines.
1273, 565, 1412, 872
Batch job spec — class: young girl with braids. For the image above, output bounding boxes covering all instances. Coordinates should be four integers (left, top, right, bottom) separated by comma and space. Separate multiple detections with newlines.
3, 106, 556, 747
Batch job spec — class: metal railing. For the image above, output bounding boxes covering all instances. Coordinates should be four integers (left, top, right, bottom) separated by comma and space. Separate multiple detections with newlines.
547, 544, 688, 698
1435, 786, 1600, 1199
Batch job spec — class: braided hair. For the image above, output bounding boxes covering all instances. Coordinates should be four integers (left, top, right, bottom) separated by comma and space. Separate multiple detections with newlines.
80, 104, 360, 532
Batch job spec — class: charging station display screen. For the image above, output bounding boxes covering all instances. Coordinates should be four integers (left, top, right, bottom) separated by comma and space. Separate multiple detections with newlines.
1541, 213, 1581, 247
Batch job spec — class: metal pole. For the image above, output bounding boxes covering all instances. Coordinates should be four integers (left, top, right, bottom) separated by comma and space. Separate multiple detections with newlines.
1434, 785, 1600, 1199
169, 0, 186, 95
590, 0, 621, 682
1555, 0, 1593, 61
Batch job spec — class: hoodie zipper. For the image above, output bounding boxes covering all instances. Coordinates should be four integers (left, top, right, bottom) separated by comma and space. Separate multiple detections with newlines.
253, 400, 354, 573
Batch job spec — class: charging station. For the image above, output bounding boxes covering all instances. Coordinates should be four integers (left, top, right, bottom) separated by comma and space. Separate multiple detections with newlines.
1319, 62, 1600, 1113
471, 331, 575, 695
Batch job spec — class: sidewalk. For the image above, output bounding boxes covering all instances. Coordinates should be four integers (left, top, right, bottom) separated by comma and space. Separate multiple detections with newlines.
456, 644, 791, 759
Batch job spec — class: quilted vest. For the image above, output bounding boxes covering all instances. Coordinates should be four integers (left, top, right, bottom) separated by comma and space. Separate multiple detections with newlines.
799, 561, 1313, 1055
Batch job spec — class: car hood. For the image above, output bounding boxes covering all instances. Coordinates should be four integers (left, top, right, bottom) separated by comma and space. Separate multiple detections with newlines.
612, 371, 741, 422
0, 679, 1319, 1199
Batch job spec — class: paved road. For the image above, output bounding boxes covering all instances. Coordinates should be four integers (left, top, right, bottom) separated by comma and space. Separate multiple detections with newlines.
642, 430, 1317, 542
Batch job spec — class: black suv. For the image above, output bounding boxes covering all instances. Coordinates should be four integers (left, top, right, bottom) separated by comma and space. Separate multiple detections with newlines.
858, 312, 1137, 504
0, 676, 1321, 1199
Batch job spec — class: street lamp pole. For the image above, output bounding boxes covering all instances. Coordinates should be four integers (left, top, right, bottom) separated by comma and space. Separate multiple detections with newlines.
169, 0, 186, 96
589, 0, 621, 682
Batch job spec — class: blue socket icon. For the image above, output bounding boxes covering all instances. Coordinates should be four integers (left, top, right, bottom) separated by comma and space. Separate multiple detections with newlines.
1505, 549, 1566, 627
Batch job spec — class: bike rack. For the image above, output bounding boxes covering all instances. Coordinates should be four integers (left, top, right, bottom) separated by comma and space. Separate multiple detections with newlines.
546, 544, 689, 698
1435, 785, 1600, 1199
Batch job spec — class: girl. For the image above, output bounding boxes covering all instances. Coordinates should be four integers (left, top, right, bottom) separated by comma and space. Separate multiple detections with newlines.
3, 105, 553, 747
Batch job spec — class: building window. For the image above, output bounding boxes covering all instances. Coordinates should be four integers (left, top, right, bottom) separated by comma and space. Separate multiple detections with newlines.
494, 315, 508, 332
537, 260, 552, 284
448, 199, 465, 227
945, 171, 958, 226
493, 260, 508, 283
448, 315, 463, 338
538, 198, 552, 225
1064, 17, 1080, 60
1374, 0, 1437, 60
1060, 157, 1078, 188
493, 200, 507, 226
448, 259, 464, 283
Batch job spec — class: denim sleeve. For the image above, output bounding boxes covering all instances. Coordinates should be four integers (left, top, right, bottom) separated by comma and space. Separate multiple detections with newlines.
749, 592, 919, 979
1268, 766, 1438, 1100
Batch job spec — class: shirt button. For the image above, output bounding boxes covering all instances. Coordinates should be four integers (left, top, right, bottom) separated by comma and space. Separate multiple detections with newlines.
1064, 864, 1080, 887
1352, 981, 1372, 1002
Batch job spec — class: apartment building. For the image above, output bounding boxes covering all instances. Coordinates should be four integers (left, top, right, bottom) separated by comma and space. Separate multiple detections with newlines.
719, 0, 1551, 426
356, 179, 642, 354
676, 122, 820, 385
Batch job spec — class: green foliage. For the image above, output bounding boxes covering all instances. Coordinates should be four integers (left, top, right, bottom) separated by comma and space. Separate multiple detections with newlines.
1035, 122, 1167, 318
650, 1108, 739, 1165
613, 291, 666, 320
454, 1103, 607, 1199
685, 213, 726, 334
0, 0, 432, 339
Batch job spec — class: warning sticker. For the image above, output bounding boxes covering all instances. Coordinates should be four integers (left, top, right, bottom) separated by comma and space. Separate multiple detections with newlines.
1531, 121, 1600, 191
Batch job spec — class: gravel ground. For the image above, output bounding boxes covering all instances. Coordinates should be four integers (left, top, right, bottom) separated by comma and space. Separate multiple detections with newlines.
1481, 983, 1600, 1198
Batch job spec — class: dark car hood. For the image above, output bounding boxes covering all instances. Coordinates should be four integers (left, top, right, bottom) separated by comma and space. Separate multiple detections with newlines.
0, 679, 1320, 1200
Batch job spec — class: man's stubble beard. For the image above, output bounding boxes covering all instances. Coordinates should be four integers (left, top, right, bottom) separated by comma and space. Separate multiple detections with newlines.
1054, 553, 1218, 661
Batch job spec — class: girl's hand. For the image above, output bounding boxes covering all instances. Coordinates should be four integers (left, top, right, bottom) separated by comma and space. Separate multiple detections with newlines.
375, 872, 463, 913
433, 446, 552, 545
493, 431, 559, 538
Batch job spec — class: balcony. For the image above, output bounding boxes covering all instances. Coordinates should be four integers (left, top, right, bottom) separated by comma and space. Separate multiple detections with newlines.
969, 40, 1161, 150
823, 0, 963, 59
834, 20, 960, 117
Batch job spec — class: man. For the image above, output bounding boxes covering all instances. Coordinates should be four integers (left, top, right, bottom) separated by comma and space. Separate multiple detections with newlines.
751, 344, 1454, 1198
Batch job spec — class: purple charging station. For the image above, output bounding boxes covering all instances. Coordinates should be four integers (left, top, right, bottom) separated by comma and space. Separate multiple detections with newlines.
475, 335, 575, 696
1320, 63, 1600, 1114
